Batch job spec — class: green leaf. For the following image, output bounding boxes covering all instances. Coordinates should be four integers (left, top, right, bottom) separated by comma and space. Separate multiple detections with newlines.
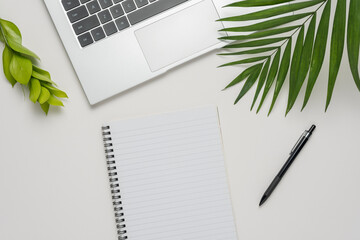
219, 0, 324, 21
0, 18, 63, 115
219, 25, 299, 41
235, 66, 262, 104
42, 83, 68, 98
347, 0, 360, 90
32, 66, 55, 84
29, 78, 41, 103
257, 49, 281, 113
218, 47, 278, 56
47, 95, 64, 106
219, 56, 268, 67
38, 87, 50, 104
251, 59, 270, 110
224, 64, 263, 89
9, 52, 32, 85
269, 38, 292, 115
298, 15, 316, 82
224, 37, 287, 48
287, 15, 317, 113
226, 0, 295, 7
0, 19, 40, 61
0, 19, 22, 44
286, 26, 304, 115
220, 13, 312, 32
7, 38, 40, 60
40, 102, 50, 115
326, 0, 346, 111
0, 29, 4, 43
302, 0, 331, 110
2, 44, 17, 86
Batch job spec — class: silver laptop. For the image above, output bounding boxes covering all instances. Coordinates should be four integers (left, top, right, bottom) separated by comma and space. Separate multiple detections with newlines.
44, 0, 240, 105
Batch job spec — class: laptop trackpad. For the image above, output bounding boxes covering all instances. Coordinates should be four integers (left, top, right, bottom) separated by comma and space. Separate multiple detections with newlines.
135, 0, 222, 72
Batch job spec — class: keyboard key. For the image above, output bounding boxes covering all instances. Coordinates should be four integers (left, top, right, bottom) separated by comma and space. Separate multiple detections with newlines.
78, 32, 93, 47
110, 4, 124, 19
103, 21, 118, 36
72, 15, 100, 35
86, 1, 101, 14
98, 0, 113, 9
115, 16, 130, 31
67, 6, 89, 23
65, 0, 188, 47
98, 9, 112, 24
122, 0, 136, 13
62, 0, 80, 11
128, 0, 188, 25
134, 0, 148, 8
91, 27, 106, 41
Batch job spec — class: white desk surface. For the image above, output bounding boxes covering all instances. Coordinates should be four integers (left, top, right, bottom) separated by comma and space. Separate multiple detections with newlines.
1, 1, 360, 240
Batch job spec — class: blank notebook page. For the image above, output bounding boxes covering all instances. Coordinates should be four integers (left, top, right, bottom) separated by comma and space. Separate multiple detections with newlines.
104, 106, 238, 240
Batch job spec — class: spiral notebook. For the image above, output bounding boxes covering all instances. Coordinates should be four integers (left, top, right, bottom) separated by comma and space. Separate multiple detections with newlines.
102, 106, 238, 240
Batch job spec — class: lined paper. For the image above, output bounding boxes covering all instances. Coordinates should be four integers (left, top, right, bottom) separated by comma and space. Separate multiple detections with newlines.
105, 106, 238, 240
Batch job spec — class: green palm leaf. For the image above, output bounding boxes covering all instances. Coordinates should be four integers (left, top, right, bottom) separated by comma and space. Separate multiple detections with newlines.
347, 0, 360, 90
219, 25, 299, 41
219, 0, 360, 115
220, 13, 312, 32
326, 0, 346, 111
257, 49, 281, 112
225, 0, 295, 8
251, 59, 270, 110
219, 56, 268, 67
224, 64, 263, 89
302, 0, 331, 110
218, 47, 278, 56
269, 38, 292, 115
286, 26, 304, 115
298, 15, 316, 87
235, 66, 263, 103
219, 0, 324, 21
224, 37, 287, 48
287, 15, 316, 114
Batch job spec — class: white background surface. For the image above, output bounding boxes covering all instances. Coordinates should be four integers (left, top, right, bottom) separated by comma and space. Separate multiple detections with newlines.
1, 1, 360, 240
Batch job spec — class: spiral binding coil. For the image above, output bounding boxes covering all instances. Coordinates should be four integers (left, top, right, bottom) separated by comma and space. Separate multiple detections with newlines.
102, 126, 128, 240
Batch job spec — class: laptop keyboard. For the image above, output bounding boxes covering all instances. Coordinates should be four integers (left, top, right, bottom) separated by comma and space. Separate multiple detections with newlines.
61, 0, 189, 47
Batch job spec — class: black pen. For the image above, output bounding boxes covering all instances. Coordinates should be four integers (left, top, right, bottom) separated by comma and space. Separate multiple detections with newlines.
259, 125, 316, 206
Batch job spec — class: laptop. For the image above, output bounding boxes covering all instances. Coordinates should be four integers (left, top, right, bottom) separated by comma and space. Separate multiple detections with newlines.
44, 0, 244, 105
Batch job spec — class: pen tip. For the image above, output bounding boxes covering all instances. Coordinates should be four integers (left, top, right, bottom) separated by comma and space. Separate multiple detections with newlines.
259, 196, 267, 206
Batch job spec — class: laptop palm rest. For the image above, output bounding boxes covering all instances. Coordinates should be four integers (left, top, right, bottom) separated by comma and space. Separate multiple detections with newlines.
135, 0, 223, 72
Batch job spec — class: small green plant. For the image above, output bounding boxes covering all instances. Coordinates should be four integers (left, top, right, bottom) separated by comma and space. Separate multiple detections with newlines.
218, 0, 360, 115
0, 18, 67, 114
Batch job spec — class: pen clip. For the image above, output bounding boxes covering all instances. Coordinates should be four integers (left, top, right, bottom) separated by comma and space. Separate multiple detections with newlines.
290, 131, 307, 154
